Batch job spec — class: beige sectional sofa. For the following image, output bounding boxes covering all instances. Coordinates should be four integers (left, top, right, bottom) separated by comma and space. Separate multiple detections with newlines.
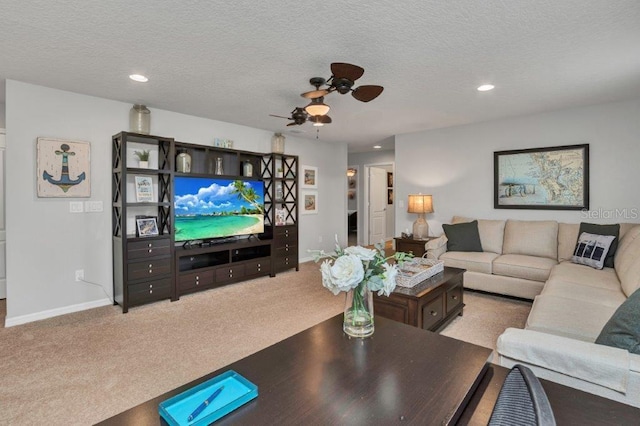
426, 217, 640, 407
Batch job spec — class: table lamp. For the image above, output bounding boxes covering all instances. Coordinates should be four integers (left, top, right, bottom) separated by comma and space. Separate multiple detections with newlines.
407, 194, 433, 240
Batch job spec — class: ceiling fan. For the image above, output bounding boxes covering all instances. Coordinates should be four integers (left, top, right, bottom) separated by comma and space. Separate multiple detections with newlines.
269, 107, 332, 127
300, 62, 384, 103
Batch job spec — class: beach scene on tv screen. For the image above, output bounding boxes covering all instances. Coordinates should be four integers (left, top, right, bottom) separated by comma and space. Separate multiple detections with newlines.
174, 177, 264, 241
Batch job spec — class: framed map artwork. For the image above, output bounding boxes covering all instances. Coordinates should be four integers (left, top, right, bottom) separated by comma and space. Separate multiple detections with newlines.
494, 144, 589, 210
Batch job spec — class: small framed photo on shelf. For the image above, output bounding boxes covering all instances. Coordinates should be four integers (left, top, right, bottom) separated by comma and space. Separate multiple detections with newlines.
136, 216, 159, 237
135, 176, 154, 202
275, 208, 286, 226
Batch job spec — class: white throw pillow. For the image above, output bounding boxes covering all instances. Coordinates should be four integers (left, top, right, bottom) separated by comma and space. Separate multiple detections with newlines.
572, 232, 616, 270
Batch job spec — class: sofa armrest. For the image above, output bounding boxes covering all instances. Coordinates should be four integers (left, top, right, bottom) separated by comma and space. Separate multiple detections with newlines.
425, 235, 448, 260
497, 328, 630, 393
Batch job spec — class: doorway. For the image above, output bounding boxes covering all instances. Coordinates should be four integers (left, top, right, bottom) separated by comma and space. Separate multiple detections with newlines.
364, 162, 394, 246
0, 129, 5, 318
347, 166, 358, 247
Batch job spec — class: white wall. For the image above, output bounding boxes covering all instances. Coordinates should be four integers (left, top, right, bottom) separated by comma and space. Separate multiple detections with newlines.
5, 80, 346, 324
396, 98, 640, 236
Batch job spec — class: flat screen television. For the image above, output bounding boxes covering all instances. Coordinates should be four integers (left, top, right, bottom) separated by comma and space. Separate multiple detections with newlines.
174, 176, 265, 242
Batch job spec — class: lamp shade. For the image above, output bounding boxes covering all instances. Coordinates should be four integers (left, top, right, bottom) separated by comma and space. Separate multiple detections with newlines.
407, 194, 434, 214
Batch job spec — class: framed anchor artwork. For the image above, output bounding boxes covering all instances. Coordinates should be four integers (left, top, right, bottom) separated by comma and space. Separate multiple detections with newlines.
36, 137, 90, 197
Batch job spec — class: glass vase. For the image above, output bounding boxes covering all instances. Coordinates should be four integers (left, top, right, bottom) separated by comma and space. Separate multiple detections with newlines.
343, 283, 374, 338
129, 104, 150, 135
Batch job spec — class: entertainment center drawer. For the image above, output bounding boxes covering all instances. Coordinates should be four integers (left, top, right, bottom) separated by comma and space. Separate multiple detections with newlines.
274, 254, 297, 271
127, 238, 171, 260
422, 296, 445, 331
179, 270, 214, 292
128, 278, 172, 305
244, 258, 271, 276
275, 245, 297, 256
215, 265, 246, 283
274, 225, 297, 240
127, 258, 172, 281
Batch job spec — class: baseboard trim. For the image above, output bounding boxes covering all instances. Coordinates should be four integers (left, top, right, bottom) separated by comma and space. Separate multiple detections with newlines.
4, 298, 112, 327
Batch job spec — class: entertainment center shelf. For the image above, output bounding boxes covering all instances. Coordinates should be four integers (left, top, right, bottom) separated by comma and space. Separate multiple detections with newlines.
112, 131, 299, 313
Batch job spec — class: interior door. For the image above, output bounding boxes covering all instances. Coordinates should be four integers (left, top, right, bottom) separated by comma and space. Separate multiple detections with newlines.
369, 167, 387, 245
0, 129, 5, 298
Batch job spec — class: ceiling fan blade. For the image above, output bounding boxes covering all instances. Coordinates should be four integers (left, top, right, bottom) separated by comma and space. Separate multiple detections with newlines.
286, 122, 299, 127
269, 114, 293, 120
352, 85, 384, 102
318, 115, 332, 124
331, 63, 364, 81
301, 89, 330, 99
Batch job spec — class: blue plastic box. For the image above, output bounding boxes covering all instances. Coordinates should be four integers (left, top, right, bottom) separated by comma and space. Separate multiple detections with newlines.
158, 370, 258, 425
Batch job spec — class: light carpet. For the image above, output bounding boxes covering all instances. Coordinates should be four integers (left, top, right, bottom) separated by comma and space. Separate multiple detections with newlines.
0, 263, 530, 425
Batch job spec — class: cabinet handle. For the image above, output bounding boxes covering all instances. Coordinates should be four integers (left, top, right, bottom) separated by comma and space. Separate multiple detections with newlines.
452, 295, 458, 300
430, 310, 438, 316
196, 275, 199, 279
148, 249, 153, 253
149, 269, 153, 273
229, 274, 233, 278
150, 289, 153, 294
148, 243, 152, 248
149, 284, 153, 289
257, 268, 261, 272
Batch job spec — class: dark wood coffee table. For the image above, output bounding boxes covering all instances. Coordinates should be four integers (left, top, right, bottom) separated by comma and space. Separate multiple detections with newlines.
97, 315, 492, 425
374, 266, 465, 331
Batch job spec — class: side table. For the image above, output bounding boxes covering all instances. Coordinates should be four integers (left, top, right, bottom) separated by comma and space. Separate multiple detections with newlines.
394, 236, 433, 257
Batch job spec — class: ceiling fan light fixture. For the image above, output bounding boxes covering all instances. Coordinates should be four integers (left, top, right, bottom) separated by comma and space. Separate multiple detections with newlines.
304, 97, 330, 116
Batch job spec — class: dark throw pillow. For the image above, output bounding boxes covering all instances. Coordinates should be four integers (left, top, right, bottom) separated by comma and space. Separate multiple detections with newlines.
578, 222, 620, 268
571, 232, 616, 270
443, 220, 483, 252
595, 288, 640, 354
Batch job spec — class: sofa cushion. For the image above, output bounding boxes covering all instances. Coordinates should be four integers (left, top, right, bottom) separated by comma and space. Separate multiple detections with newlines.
571, 232, 616, 270
548, 261, 621, 291
451, 216, 505, 254
615, 225, 640, 297
558, 222, 580, 262
579, 223, 620, 268
443, 220, 483, 252
493, 254, 557, 282
424, 235, 447, 260
541, 279, 626, 308
439, 251, 499, 274
595, 288, 640, 354
526, 294, 618, 342
503, 220, 558, 260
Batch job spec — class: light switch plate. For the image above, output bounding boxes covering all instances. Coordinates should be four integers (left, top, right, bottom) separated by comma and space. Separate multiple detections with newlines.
69, 201, 83, 213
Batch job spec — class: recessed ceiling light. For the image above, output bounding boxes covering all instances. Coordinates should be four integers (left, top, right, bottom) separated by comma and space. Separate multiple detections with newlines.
477, 84, 494, 92
373, 145, 382, 149
129, 74, 149, 83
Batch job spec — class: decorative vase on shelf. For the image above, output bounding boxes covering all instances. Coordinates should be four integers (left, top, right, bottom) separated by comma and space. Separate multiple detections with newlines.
343, 283, 375, 338
243, 161, 253, 177
271, 132, 285, 154
176, 150, 191, 173
129, 104, 151, 135
138, 160, 149, 169
215, 157, 224, 175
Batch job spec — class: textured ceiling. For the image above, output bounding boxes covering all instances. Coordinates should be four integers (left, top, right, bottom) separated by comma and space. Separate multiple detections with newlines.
1, 1, 639, 152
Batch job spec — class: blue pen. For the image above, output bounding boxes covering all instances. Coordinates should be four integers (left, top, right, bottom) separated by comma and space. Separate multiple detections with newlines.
187, 385, 224, 422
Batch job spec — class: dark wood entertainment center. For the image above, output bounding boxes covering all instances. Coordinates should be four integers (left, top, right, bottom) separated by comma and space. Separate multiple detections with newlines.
112, 132, 299, 312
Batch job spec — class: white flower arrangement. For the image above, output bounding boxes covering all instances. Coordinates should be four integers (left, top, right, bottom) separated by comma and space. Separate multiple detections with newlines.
311, 238, 413, 297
